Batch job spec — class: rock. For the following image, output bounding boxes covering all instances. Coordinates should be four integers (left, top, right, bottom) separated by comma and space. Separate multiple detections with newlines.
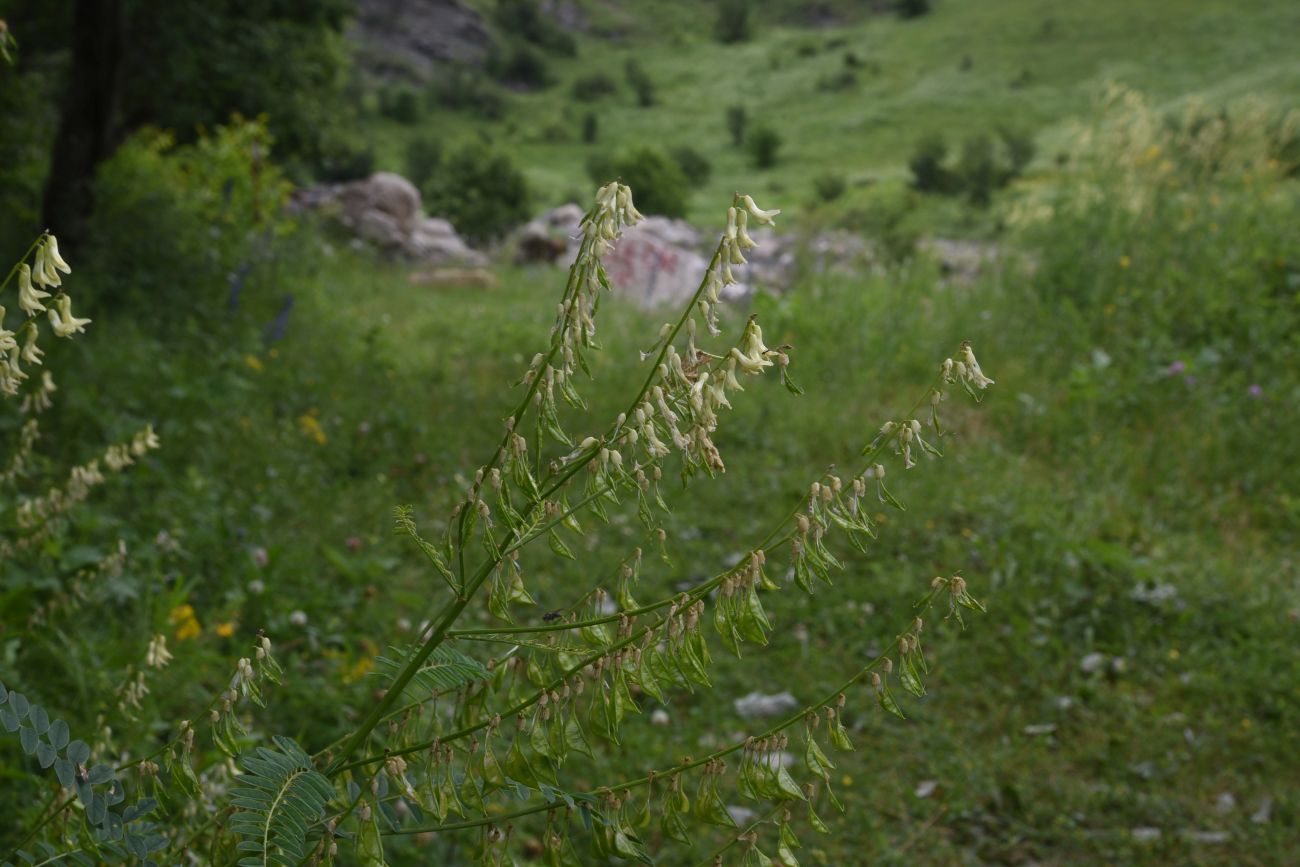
295, 173, 486, 266
340, 172, 422, 233
1079, 652, 1108, 674
1214, 792, 1237, 815
1129, 827, 1161, 842
1251, 797, 1273, 824
349, 0, 493, 84
1022, 723, 1057, 736
914, 780, 938, 799
733, 691, 800, 720
516, 203, 584, 264
650, 708, 670, 726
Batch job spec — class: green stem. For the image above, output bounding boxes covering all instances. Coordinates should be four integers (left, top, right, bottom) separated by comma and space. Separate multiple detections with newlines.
380, 613, 929, 837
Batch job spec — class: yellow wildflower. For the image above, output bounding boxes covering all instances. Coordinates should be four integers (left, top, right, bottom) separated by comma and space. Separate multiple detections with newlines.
216, 621, 236, 638
244, 354, 264, 373
169, 604, 201, 641
298, 412, 327, 445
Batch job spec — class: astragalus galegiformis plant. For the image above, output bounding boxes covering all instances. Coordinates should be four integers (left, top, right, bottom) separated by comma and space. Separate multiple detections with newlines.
5, 182, 993, 867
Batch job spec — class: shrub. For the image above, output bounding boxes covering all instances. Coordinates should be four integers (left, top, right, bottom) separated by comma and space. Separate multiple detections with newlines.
582, 111, 599, 143
571, 72, 618, 101
87, 118, 293, 311
895, 0, 932, 18
748, 124, 783, 169
494, 0, 577, 56
908, 133, 957, 194
957, 133, 998, 207
814, 172, 847, 202
670, 145, 712, 186
715, 0, 752, 44
377, 86, 421, 124
431, 65, 507, 118
309, 131, 376, 183
625, 58, 657, 108
404, 138, 443, 191
816, 68, 857, 92
488, 42, 551, 90
588, 146, 690, 217
423, 145, 531, 243
726, 103, 748, 145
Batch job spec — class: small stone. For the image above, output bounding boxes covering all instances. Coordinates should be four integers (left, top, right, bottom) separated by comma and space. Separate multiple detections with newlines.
1080, 652, 1107, 674
1214, 791, 1237, 815
1130, 827, 1161, 842
914, 780, 938, 799
1022, 723, 1057, 736
1250, 797, 1273, 824
733, 691, 800, 720
650, 709, 670, 726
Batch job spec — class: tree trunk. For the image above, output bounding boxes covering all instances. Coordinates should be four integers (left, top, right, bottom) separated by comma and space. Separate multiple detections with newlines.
40, 0, 123, 244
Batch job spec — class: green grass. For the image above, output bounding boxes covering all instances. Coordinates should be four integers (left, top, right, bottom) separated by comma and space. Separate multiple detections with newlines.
4, 3, 1300, 864
376, 0, 1300, 227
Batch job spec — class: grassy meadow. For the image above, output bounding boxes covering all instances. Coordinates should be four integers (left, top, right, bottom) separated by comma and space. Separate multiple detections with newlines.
2, 1, 1299, 865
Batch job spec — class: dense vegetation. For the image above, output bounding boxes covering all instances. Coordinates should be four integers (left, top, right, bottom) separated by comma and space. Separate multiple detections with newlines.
1, 1, 1297, 865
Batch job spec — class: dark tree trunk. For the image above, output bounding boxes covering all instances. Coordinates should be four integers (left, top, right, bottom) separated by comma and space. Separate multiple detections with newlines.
40, 0, 123, 244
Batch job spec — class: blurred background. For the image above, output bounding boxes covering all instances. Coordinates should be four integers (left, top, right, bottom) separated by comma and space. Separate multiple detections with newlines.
1, 0, 1298, 863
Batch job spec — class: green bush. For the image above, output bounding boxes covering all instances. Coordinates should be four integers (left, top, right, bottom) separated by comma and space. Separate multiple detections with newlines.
587, 147, 689, 217
494, 0, 577, 56
670, 145, 712, 186
377, 86, 421, 124
908, 133, 956, 193
488, 42, 551, 90
582, 111, 599, 143
86, 118, 293, 312
726, 104, 748, 145
895, 0, 932, 18
431, 65, 506, 118
571, 72, 618, 101
748, 124, 783, 169
625, 58, 657, 108
404, 138, 443, 191
813, 172, 847, 202
423, 145, 531, 243
715, 0, 752, 44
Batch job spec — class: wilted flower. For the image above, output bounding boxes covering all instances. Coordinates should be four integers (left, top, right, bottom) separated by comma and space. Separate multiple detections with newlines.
145, 634, 173, 668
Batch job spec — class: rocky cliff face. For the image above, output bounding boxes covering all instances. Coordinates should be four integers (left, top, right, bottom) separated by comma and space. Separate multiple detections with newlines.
348, 0, 493, 83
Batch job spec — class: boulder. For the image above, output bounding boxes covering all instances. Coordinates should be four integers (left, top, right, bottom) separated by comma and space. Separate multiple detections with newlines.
338, 172, 422, 234
348, 0, 493, 84
294, 173, 487, 266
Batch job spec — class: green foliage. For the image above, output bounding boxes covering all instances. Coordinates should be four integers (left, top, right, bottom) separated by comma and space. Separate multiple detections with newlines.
494, 0, 577, 56
726, 104, 749, 146
229, 737, 333, 867
119, 0, 356, 177
625, 59, 657, 107
488, 42, 552, 90
813, 172, 847, 202
571, 72, 618, 101
377, 87, 421, 125
86, 118, 291, 311
748, 124, 783, 169
581, 111, 599, 143
429, 65, 506, 119
895, 0, 933, 18
403, 138, 444, 192
715, 0, 753, 44
909, 127, 1034, 203
423, 145, 531, 242
587, 147, 690, 217
670, 145, 713, 186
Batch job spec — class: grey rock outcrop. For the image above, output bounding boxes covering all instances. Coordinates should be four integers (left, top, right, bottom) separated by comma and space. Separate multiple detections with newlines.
349, 0, 493, 83
294, 172, 486, 266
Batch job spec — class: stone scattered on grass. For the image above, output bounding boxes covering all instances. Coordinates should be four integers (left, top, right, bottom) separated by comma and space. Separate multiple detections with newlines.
733, 691, 800, 720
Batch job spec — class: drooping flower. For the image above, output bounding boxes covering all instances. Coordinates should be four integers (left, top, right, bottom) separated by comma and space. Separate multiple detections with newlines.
47, 295, 91, 337
17, 264, 50, 315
